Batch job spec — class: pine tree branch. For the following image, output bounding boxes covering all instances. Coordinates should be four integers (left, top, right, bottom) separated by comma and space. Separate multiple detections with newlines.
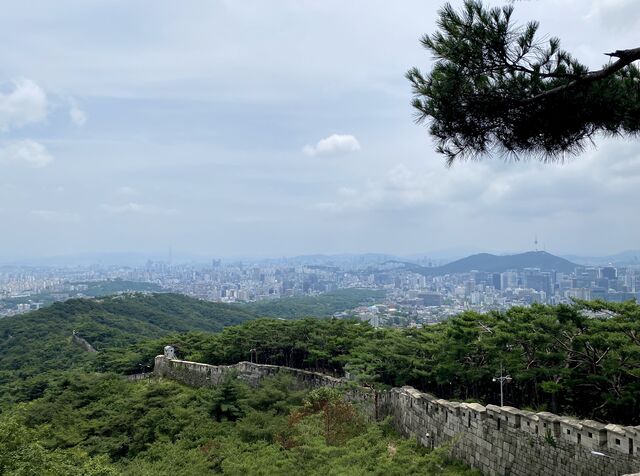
520, 47, 640, 105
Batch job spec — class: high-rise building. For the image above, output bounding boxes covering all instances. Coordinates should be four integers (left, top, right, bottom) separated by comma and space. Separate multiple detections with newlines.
492, 273, 501, 290
601, 266, 617, 280
500, 271, 518, 290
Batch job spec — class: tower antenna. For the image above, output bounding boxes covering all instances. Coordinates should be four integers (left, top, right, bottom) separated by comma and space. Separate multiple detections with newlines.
534, 234, 539, 252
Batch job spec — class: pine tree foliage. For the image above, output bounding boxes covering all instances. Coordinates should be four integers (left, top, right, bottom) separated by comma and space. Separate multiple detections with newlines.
407, 0, 640, 164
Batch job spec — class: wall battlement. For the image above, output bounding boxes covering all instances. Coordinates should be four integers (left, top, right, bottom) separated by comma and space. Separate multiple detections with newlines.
153, 355, 639, 476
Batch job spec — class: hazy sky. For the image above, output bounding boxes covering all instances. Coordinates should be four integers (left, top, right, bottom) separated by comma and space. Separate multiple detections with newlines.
1, 0, 639, 260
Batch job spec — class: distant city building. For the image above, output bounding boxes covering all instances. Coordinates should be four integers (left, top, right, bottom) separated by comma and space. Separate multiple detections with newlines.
601, 266, 617, 280
419, 292, 443, 307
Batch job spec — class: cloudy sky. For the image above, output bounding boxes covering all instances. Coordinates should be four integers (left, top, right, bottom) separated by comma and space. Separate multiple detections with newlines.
1, 0, 639, 261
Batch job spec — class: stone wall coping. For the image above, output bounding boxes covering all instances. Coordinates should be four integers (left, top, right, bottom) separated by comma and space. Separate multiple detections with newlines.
403, 386, 424, 399
605, 423, 640, 437
420, 394, 438, 405
581, 419, 607, 431
460, 402, 486, 413
560, 418, 583, 430
518, 410, 539, 421
536, 411, 562, 422
443, 401, 462, 411
236, 360, 345, 383
500, 406, 522, 416
162, 357, 345, 384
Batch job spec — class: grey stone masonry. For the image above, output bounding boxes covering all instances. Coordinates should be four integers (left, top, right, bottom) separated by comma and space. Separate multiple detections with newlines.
154, 354, 345, 389
153, 355, 640, 476
385, 386, 639, 476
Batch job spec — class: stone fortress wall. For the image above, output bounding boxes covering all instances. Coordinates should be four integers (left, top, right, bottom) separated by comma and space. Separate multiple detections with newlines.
154, 353, 640, 476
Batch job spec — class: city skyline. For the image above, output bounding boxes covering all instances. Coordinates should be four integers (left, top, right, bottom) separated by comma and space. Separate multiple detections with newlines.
3, 248, 638, 320
2, 245, 640, 267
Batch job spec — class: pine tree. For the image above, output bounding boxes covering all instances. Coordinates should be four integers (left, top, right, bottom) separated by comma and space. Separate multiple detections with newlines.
408, 0, 640, 164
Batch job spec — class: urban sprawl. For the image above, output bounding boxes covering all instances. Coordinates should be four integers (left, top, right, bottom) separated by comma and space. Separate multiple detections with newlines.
2, 256, 639, 328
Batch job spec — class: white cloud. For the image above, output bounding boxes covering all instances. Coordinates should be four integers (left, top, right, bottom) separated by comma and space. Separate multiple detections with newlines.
115, 186, 137, 196
0, 140, 53, 167
303, 134, 360, 157
69, 98, 87, 126
586, 0, 640, 31
31, 209, 80, 223
317, 162, 479, 213
102, 202, 177, 216
0, 79, 47, 131
316, 140, 640, 221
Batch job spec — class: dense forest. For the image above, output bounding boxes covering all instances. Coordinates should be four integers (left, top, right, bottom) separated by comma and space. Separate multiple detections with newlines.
0, 372, 477, 475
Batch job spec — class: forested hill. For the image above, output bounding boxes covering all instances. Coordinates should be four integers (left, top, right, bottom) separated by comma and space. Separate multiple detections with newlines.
0, 293, 257, 405
239, 288, 385, 318
0, 292, 255, 351
406, 251, 578, 275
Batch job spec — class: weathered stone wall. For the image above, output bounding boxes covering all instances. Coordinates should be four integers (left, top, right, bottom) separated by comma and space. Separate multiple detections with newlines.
154, 355, 379, 419
153, 355, 640, 476
386, 386, 640, 476
154, 355, 345, 389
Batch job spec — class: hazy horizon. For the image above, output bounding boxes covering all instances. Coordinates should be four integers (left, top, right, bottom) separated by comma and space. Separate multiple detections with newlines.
3, 247, 640, 268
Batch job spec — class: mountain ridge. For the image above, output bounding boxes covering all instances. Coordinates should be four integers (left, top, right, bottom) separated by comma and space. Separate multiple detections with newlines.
393, 251, 578, 276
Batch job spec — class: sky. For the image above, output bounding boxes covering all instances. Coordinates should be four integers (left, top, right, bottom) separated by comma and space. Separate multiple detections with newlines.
0, 0, 639, 261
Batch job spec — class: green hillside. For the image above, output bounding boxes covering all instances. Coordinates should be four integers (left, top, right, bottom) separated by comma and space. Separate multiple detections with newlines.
0, 293, 257, 406
239, 288, 385, 319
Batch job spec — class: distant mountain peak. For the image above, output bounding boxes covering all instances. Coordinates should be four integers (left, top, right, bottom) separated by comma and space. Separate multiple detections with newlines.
407, 250, 577, 276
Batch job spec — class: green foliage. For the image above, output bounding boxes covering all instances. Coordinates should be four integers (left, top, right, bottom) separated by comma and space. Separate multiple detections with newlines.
239, 288, 385, 319
408, 0, 640, 163
293, 387, 365, 445
0, 414, 117, 475
207, 375, 246, 422
2, 374, 476, 476
544, 430, 557, 448
0, 293, 257, 407
72, 280, 163, 297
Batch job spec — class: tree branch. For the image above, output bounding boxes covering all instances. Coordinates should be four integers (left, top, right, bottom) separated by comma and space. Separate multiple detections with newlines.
520, 47, 640, 105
